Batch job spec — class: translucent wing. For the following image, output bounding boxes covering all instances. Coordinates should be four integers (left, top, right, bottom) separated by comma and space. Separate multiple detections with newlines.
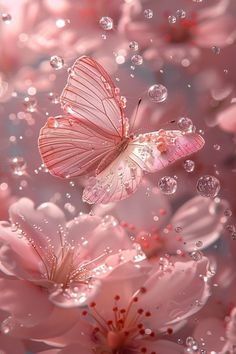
61, 56, 126, 137
82, 145, 143, 204
38, 116, 121, 178
83, 130, 204, 204
129, 130, 205, 173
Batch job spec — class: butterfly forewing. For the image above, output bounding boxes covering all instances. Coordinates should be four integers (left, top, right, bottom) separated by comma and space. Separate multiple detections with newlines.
39, 116, 120, 178
61, 56, 126, 137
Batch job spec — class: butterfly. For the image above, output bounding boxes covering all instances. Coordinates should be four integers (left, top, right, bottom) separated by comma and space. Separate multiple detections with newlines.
38, 56, 204, 204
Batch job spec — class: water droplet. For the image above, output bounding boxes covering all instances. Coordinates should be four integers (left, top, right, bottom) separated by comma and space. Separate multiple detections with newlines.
196, 240, 203, 248
168, 15, 177, 24
177, 117, 194, 133
148, 84, 168, 103
50, 55, 64, 70
176, 9, 186, 18
48, 92, 60, 104
143, 9, 153, 19
196, 175, 220, 198
183, 159, 195, 172
2, 13, 12, 24
226, 224, 236, 234
102, 215, 118, 228
129, 41, 139, 51
131, 54, 143, 66
23, 96, 37, 112
175, 226, 183, 233
9, 157, 27, 176
212, 46, 221, 55
190, 251, 203, 261
158, 176, 177, 195
99, 16, 113, 30
213, 144, 221, 151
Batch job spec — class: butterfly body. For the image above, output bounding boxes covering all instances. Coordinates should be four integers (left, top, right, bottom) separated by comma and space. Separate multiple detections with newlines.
38, 56, 204, 204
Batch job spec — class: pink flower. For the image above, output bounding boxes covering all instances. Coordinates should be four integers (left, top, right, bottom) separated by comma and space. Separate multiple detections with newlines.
120, 0, 236, 66
38, 257, 210, 353
0, 198, 134, 338
94, 182, 228, 258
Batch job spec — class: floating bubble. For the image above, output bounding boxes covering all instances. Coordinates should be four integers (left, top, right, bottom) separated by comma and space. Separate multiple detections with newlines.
168, 15, 177, 24
175, 226, 183, 233
196, 240, 203, 248
190, 250, 203, 261
224, 208, 232, 217
183, 159, 195, 172
212, 46, 221, 55
177, 117, 194, 133
2, 13, 12, 24
158, 176, 177, 195
23, 97, 37, 112
131, 54, 143, 66
196, 175, 220, 198
148, 84, 168, 103
176, 9, 186, 18
99, 16, 113, 30
144, 9, 153, 19
129, 41, 139, 51
213, 144, 221, 151
9, 157, 27, 176
50, 55, 64, 70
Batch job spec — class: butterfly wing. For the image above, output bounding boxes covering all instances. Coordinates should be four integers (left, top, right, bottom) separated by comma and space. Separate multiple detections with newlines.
128, 130, 205, 173
38, 116, 120, 178
83, 131, 204, 204
39, 56, 127, 178
61, 56, 126, 137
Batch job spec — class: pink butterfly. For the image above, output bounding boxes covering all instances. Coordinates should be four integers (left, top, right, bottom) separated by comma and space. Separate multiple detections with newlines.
38, 56, 204, 204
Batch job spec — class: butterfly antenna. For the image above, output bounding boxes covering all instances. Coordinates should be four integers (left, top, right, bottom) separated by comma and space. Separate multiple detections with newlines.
130, 98, 142, 132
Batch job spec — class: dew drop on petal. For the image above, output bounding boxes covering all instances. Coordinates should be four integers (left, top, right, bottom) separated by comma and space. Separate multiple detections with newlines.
148, 84, 168, 103
129, 41, 139, 51
9, 157, 27, 177
23, 96, 37, 112
50, 55, 64, 70
131, 54, 143, 66
196, 175, 220, 198
183, 159, 195, 172
177, 117, 194, 132
176, 9, 186, 19
143, 9, 153, 19
99, 16, 113, 30
158, 176, 177, 195
168, 15, 177, 24
2, 13, 12, 24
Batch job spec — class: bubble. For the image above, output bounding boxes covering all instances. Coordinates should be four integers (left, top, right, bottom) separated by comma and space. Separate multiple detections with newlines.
183, 159, 195, 172
50, 55, 64, 70
190, 251, 203, 261
158, 176, 177, 195
99, 16, 113, 30
23, 97, 37, 112
212, 46, 221, 55
196, 175, 220, 198
131, 54, 143, 66
2, 13, 12, 24
213, 144, 221, 151
168, 15, 177, 24
226, 224, 236, 234
129, 41, 139, 51
176, 9, 186, 18
175, 226, 183, 233
196, 240, 203, 248
148, 84, 168, 103
177, 117, 194, 133
102, 215, 118, 228
224, 208, 232, 217
144, 9, 153, 19
9, 157, 27, 176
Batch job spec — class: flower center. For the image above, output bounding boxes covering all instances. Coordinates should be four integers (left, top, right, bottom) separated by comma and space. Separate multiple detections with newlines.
83, 289, 157, 354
